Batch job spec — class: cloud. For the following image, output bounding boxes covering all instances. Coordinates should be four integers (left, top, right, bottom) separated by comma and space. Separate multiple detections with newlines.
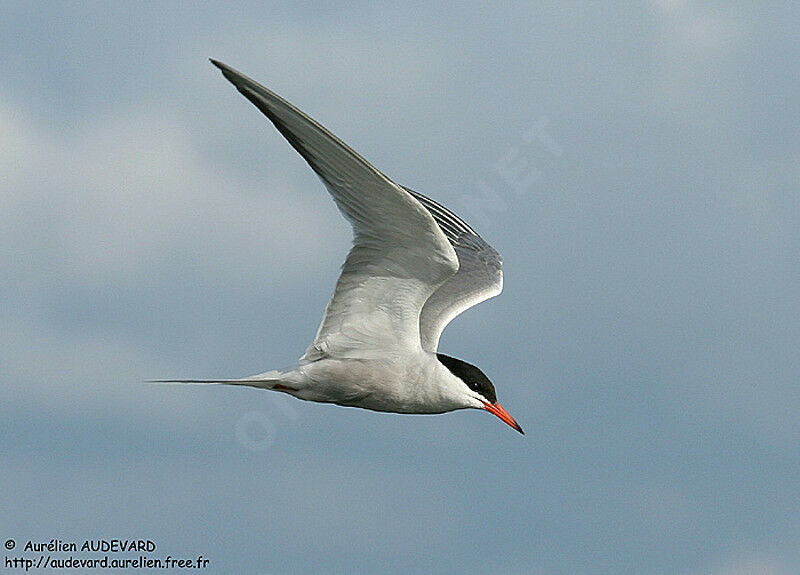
3, 97, 341, 282
648, 2, 746, 116
0, 93, 347, 419
688, 548, 799, 575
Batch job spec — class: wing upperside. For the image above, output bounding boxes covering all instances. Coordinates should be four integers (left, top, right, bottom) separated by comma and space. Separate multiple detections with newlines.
402, 187, 504, 352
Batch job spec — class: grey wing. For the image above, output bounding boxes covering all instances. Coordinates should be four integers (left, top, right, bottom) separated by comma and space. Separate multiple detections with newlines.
211, 61, 458, 359
404, 188, 503, 352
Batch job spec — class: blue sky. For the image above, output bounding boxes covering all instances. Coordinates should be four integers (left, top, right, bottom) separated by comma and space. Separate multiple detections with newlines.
2, 2, 798, 574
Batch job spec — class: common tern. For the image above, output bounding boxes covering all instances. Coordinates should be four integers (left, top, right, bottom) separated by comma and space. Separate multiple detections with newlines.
157, 60, 523, 434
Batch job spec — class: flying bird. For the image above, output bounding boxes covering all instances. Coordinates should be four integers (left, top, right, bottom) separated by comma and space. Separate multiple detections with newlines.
157, 60, 522, 434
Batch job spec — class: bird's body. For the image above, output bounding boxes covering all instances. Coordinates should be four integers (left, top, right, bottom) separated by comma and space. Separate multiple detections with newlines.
157, 60, 522, 434
243, 352, 468, 415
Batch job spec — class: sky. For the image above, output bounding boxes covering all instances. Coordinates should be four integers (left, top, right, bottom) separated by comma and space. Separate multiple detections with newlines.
2, 2, 799, 574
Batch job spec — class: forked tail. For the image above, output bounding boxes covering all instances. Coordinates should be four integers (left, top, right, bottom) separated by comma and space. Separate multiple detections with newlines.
149, 370, 292, 391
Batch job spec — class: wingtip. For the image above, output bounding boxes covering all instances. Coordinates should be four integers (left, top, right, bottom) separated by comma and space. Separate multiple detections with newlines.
209, 59, 248, 87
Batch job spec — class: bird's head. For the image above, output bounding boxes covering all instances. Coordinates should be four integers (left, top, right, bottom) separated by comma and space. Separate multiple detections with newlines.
437, 353, 524, 434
